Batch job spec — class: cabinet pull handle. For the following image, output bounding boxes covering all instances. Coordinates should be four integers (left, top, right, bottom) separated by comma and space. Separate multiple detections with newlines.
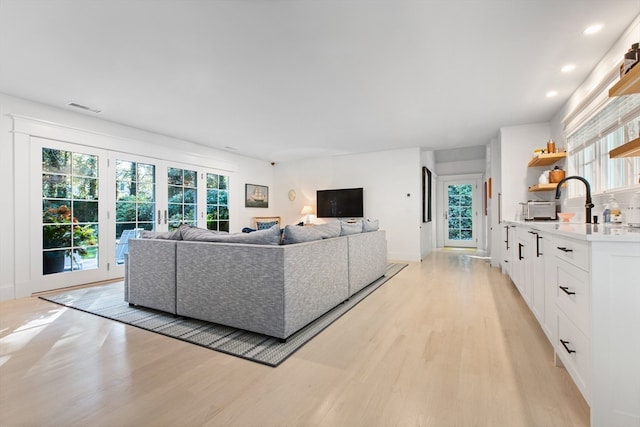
560, 339, 576, 354
528, 231, 537, 235
536, 235, 542, 257
557, 246, 573, 253
505, 225, 510, 250
518, 243, 524, 260
559, 286, 576, 296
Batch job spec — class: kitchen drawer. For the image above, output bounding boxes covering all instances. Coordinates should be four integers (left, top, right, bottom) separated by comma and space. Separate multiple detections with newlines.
555, 258, 591, 336
553, 235, 589, 272
557, 309, 591, 403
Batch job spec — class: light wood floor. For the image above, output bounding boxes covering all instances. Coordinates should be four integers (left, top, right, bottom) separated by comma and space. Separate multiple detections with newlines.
0, 250, 589, 427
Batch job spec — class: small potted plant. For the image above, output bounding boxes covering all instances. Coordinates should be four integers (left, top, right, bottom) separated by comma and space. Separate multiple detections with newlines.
43, 205, 97, 274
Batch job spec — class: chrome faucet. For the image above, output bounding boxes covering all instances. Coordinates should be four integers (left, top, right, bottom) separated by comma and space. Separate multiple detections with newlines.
554, 176, 595, 223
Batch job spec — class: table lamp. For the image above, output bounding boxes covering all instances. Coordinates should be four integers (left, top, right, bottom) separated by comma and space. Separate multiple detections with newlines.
300, 205, 314, 225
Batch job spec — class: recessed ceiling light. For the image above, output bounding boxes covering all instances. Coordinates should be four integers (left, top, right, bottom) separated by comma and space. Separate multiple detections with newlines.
546, 90, 558, 98
584, 24, 603, 35
561, 64, 576, 73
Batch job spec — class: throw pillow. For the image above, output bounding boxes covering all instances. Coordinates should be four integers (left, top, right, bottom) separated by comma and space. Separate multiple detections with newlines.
363, 219, 380, 232
340, 220, 363, 236
256, 220, 279, 230
180, 224, 281, 245
139, 224, 187, 240
282, 224, 323, 244
313, 221, 341, 239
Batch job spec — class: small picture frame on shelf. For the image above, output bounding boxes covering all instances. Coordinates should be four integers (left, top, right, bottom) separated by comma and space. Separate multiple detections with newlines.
245, 184, 269, 208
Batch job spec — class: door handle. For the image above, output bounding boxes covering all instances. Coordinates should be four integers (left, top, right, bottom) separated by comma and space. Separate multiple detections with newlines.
157, 210, 161, 225
560, 339, 576, 354
164, 210, 168, 225
559, 286, 576, 296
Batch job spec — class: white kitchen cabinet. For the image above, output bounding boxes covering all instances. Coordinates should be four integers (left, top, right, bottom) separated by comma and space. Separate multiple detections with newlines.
504, 221, 640, 427
590, 241, 640, 427
551, 236, 592, 403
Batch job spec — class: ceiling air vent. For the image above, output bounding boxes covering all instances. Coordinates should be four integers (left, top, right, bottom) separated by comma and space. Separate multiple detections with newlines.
67, 102, 102, 114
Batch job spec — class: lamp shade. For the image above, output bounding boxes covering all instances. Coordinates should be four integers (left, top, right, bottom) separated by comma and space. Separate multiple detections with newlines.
300, 205, 314, 215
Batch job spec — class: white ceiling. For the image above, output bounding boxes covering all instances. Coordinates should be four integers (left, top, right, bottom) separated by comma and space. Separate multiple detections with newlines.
1, 1, 638, 163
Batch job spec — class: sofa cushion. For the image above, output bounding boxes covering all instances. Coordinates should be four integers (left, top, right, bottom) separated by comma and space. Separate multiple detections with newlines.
282, 224, 323, 244
139, 224, 187, 240
181, 224, 281, 245
340, 220, 363, 236
313, 221, 341, 239
363, 219, 380, 232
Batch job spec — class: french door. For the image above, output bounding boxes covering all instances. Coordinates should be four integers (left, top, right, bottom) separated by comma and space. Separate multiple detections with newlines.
31, 138, 231, 293
444, 179, 479, 248
32, 137, 109, 293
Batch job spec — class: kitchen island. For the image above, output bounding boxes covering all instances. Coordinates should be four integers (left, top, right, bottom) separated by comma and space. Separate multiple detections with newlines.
501, 220, 640, 427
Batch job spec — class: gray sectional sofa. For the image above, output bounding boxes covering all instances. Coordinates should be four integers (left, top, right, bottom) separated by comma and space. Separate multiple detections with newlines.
125, 222, 387, 340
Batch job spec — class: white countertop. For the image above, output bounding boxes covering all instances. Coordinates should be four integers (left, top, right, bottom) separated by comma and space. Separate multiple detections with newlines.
503, 220, 640, 242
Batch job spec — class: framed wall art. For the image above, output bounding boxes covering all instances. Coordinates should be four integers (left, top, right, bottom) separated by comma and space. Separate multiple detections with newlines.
245, 184, 269, 208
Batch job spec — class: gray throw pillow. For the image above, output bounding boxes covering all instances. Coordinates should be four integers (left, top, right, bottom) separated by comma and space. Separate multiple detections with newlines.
313, 221, 341, 239
179, 226, 228, 241
139, 224, 187, 240
181, 224, 280, 245
282, 224, 323, 244
340, 220, 363, 236
363, 219, 380, 232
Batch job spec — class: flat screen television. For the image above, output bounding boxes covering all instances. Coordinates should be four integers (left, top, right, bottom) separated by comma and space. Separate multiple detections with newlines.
316, 188, 364, 218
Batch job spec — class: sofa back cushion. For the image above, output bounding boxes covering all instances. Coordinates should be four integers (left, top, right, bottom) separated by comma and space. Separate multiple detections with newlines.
313, 221, 341, 239
340, 220, 363, 236
181, 224, 281, 245
139, 224, 188, 240
282, 225, 323, 244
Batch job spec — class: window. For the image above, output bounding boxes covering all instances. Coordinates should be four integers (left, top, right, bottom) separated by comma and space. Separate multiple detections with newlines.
567, 94, 640, 197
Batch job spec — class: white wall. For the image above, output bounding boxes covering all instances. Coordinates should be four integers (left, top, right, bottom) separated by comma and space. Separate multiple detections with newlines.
489, 136, 502, 267
549, 15, 640, 220
0, 93, 275, 300
499, 123, 553, 222
272, 148, 423, 262
435, 158, 485, 176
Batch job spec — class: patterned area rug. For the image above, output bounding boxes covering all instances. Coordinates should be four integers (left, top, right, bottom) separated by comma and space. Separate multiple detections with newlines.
40, 263, 406, 367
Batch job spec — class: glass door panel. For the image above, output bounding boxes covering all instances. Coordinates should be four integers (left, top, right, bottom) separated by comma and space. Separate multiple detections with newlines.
444, 181, 477, 248
115, 159, 157, 265
167, 167, 197, 230
206, 172, 230, 232
42, 147, 99, 275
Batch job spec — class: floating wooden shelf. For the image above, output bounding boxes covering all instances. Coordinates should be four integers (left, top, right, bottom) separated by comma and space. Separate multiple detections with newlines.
527, 152, 566, 167
609, 137, 640, 158
609, 63, 640, 97
528, 183, 564, 192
